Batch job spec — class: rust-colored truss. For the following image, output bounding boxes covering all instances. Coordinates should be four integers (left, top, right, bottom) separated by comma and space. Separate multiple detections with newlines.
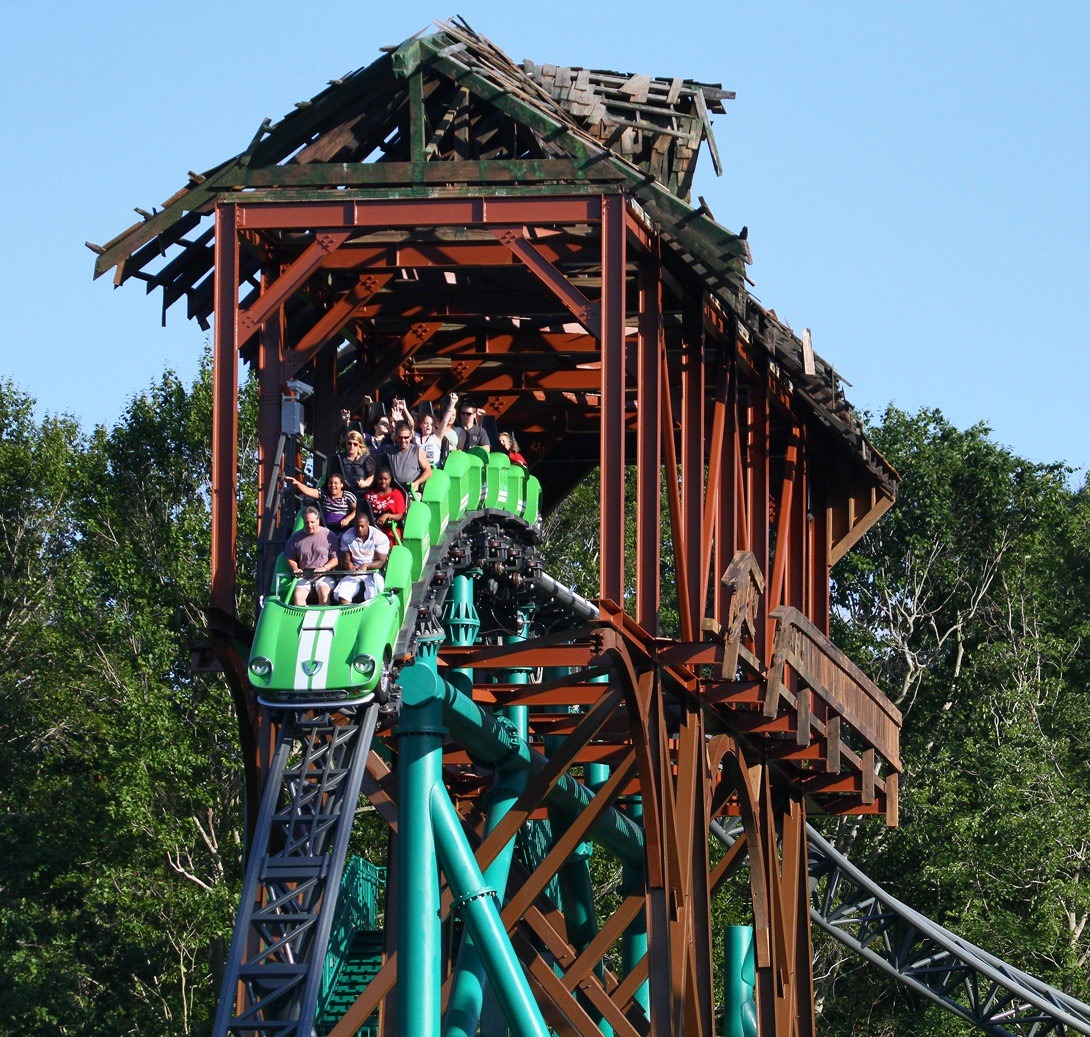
202, 191, 900, 1036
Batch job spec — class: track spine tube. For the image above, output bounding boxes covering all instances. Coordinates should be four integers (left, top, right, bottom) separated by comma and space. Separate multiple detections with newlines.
397, 643, 445, 1037
429, 784, 550, 1037
446, 618, 531, 1037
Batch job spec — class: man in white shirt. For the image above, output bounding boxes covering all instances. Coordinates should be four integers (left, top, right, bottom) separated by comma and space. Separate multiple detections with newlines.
334, 511, 391, 603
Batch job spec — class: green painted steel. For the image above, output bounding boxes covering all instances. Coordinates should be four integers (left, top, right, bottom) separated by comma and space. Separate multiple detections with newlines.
400, 502, 432, 580
317, 931, 384, 1037
429, 784, 550, 1037
723, 925, 757, 1037
522, 473, 541, 526
420, 468, 453, 542
506, 462, 528, 517
318, 858, 386, 1034
483, 451, 512, 510
446, 623, 532, 1037
444, 573, 480, 648
397, 652, 445, 1037
441, 451, 479, 519
247, 591, 404, 704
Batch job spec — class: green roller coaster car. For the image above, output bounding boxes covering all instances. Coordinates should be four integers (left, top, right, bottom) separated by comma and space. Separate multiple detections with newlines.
248, 544, 414, 709
249, 451, 542, 711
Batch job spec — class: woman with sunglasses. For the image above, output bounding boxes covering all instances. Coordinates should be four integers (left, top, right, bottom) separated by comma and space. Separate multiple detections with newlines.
332, 430, 375, 494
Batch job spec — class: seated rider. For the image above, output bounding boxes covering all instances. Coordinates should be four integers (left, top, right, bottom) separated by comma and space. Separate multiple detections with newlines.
285, 471, 357, 534
364, 466, 407, 534
332, 430, 375, 495
497, 430, 528, 468
334, 511, 391, 604
387, 419, 432, 495
284, 506, 340, 605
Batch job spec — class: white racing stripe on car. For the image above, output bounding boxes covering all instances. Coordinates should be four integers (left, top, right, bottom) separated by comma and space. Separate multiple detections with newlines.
296, 609, 339, 691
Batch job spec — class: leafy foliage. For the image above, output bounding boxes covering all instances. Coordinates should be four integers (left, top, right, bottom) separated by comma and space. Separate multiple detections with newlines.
0, 364, 246, 1036
821, 406, 1090, 1033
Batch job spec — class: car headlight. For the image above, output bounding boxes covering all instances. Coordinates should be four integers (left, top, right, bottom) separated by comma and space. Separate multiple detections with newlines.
352, 654, 378, 680
249, 656, 273, 678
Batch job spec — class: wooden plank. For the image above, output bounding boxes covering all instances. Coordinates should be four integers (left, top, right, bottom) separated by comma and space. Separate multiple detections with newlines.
230, 158, 626, 188
619, 74, 652, 102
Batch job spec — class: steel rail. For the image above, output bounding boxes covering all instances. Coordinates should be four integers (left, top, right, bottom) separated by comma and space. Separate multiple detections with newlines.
711, 819, 1090, 1036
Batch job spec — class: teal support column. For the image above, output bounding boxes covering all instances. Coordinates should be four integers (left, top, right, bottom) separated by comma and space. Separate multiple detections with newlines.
548, 761, 613, 1036
397, 633, 445, 1037
723, 925, 757, 1037
430, 785, 550, 1037
620, 796, 649, 1014
444, 572, 480, 648
447, 615, 531, 1037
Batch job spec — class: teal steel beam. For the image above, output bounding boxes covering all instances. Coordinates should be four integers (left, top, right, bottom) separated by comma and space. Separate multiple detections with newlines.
430, 784, 550, 1037
723, 925, 757, 1037
446, 619, 531, 1037
397, 641, 445, 1037
437, 675, 645, 867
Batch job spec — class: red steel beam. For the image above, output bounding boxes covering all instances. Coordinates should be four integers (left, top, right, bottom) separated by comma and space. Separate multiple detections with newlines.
681, 314, 706, 632
211, 203, 240, 615
490, 226, 599, 337
283, 272, 393, 380
234, 195, 604, 231
599, 194, 626, 603
237, 229, 351, 339
636, 256, 662, 632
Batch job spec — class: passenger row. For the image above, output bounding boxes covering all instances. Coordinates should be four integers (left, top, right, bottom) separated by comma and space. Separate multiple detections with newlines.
282, 394, 531, 606
276, 444, 540, 606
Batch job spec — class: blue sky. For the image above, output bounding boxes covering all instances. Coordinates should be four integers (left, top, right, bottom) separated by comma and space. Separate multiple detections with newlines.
3, 2, 1088, 479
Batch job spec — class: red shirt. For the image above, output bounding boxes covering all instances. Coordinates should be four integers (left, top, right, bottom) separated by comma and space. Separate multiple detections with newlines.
365, 487, 406, 521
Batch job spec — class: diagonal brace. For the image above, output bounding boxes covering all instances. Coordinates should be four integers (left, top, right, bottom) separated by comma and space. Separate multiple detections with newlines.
238, 229, 351, 339
491, 226, 601, 333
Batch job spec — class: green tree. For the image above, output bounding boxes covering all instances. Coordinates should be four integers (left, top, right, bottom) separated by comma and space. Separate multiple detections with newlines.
819, 406, 1090, 1034
0, 363, 248, 1036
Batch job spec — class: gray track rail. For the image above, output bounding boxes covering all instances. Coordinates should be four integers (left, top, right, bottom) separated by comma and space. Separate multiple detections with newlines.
213, 706, 380, 1037
713, 819, 1090, 1036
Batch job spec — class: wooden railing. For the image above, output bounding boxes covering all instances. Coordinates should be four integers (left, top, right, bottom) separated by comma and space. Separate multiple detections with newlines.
767, 605, 902, 774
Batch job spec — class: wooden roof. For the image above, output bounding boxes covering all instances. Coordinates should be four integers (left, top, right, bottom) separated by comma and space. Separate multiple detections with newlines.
89, 17, 897, 499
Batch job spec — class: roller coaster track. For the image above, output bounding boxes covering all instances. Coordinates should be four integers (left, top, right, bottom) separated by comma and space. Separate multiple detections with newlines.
215, 461, 1090, 1036
712, 819, 1090, 1037
214, 482, 566, 1036
212, 704, 381, 1037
